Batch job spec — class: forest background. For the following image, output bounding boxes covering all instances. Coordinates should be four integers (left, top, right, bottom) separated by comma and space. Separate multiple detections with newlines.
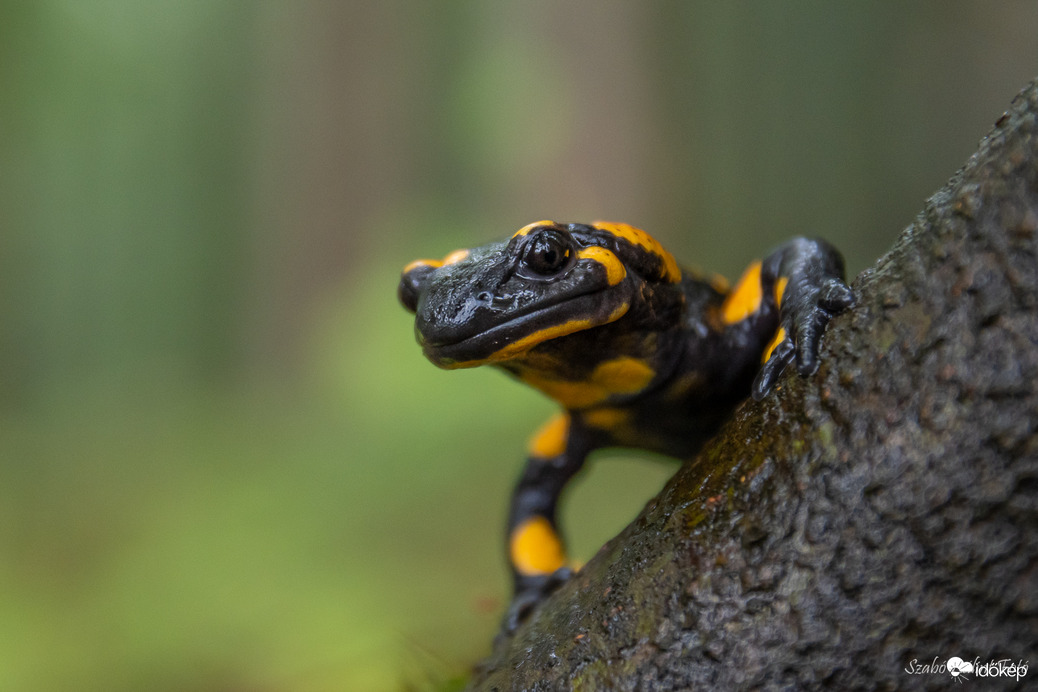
1, 3, 1036, 690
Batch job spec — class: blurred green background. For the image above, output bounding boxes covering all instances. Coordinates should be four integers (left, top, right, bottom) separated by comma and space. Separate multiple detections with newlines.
1, 2, 1036, 690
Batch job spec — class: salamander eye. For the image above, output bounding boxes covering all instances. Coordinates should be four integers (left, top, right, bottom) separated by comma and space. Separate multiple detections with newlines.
518, 230, 572, 278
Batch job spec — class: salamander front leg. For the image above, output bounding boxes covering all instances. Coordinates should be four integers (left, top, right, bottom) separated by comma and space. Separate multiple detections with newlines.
751, 237, 855, 400
503, 412, 587, 632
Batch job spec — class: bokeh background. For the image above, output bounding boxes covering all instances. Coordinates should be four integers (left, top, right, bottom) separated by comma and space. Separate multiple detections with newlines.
2, 2, 1036, 690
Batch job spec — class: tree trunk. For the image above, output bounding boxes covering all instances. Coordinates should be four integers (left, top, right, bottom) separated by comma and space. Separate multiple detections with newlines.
469, 79, 1038, 691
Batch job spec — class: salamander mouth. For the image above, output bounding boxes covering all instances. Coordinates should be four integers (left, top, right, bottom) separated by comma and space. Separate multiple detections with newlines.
421, 288, 630, 368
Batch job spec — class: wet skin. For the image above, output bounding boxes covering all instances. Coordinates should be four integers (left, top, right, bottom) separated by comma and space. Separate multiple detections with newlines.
398, 220, 854, 631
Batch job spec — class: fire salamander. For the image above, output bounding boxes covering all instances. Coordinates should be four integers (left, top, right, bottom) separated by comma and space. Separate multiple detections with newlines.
397, 220, 854, 631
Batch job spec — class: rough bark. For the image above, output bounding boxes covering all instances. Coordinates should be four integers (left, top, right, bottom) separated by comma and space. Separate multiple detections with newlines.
469, 79, 1038, 691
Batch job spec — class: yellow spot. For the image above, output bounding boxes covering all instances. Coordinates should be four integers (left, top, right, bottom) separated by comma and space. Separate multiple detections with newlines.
591, 356, 655, 393
664, 371, 705, 401
528, 412, 570, 458
581, 407, 628, 430
576, 246, 626, 286
513, 220, 557, 237
510, 516, 566, 576
721, 261, 763, 324
442, 248, 469, 266
774, 276, 789, 308
762, 326, 787, 363
518, 375, 609, 409
590, 221, 682, 283
709, 273, 731, 293
520, 356, 655, 409
402, 258, 442, 273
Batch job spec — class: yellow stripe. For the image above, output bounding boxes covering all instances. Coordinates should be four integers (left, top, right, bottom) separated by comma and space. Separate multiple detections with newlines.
442, 248, 469, 266
402, 258, 442, 273
521, 356, 655, 409
774, 276, 789, 308
576, 246, 626, 286
721, 261, 763, 324
443, 302, 631, 370
495, 303, 629, 359
528, 412, 570, 458
762, 326, 787, 363
403, 247, 469, 275
510, 516, 566, 576
512, 220, 556, 237
590, 221, 682, 283
518, 375, 612, 409
580, 407, 628, 430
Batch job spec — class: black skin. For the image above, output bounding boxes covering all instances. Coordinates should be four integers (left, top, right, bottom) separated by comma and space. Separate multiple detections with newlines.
398, 221, 854, 633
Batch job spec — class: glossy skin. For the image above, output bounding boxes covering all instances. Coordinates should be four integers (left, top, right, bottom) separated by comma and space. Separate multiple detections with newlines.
398, 220, 854, 631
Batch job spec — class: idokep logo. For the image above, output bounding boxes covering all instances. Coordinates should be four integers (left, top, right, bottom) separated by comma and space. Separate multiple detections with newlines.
905, 656, 1029, 683
946, 657, 974, 683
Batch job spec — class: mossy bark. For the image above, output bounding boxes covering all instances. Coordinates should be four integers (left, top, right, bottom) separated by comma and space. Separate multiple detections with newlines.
468, 79, 1038, 691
